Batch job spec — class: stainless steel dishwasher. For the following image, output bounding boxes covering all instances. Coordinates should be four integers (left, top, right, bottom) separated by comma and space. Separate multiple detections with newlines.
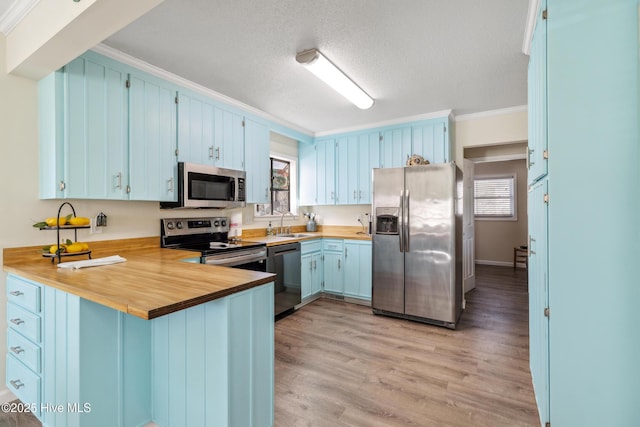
267, 242, 301, 317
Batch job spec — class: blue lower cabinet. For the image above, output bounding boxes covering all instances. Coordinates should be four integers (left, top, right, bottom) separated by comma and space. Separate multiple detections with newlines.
6, 274, 275, 427
301, 241, 323, 300
343, 240, 372, 300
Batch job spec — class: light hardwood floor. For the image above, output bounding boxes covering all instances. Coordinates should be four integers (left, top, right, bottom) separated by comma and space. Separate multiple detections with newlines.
274, 265, 539, 427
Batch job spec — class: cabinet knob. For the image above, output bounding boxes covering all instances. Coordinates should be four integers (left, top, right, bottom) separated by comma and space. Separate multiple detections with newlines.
9, 380, 24, 390
10, 318, 25, 326
9, 290, 24, 297
10, 346, 24, 355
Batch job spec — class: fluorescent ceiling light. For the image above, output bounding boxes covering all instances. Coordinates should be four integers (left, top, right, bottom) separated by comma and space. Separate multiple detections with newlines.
296, 49, 374, 110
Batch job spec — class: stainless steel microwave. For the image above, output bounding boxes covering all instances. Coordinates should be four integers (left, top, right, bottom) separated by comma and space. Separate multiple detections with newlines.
160, 162, 246, 209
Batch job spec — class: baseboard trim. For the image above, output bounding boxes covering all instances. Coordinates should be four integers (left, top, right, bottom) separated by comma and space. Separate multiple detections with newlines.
476, 260, 513, 267
0, 387, 17, 404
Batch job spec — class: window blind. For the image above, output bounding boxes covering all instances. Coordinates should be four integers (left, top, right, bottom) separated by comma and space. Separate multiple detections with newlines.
474, 177, 515, 218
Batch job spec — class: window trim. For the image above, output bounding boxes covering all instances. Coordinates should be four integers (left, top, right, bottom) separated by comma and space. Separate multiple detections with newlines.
254, 152, 298, 220
473, 174, 517, 221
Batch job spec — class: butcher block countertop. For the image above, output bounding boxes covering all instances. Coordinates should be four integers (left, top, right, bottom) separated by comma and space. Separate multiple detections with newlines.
242, 225, 372, 246
2, 237, 275, 320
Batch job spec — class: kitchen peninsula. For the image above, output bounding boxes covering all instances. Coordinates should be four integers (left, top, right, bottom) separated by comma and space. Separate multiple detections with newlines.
3, 237, 275, 427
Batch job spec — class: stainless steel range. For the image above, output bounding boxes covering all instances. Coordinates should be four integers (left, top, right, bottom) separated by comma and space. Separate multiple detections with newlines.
161, 217, 267, 270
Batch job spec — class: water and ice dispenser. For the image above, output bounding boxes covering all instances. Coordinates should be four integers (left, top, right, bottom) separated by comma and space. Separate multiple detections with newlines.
375, 207, 399, 235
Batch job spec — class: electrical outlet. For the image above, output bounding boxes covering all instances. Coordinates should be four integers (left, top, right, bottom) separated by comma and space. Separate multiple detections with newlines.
90, 217, 102, 234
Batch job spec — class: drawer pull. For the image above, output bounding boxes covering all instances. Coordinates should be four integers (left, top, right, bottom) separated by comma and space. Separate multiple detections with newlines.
9, 380, 24, 390
10, 346, 25, 355
9, 291, 24, 297
10, 318, 25, 326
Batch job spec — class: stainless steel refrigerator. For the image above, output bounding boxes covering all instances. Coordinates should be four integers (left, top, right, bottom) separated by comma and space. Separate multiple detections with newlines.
372, 162, 463, 329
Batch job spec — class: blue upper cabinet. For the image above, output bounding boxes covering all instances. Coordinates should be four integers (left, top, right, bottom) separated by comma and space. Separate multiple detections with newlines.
244, 118, 270, 204
298, 142, 317, 205
527, 3, 548, 185
177, 90, 215, 165
336, 135, 356, 204
316, 138, 336, 205
357, 131, 380, 204
39, 53, 129, 200
214, 107, 245, 171
412, 120, 449, 164
381, 126, 412, 168
128, 71, 178, 202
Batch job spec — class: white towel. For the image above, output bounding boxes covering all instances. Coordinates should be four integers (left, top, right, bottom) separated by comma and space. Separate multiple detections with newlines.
57, 255, 127, 270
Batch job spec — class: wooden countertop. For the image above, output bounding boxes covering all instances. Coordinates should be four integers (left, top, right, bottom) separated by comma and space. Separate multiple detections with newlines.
2, 237, 275, 320
242, 225, 372, 246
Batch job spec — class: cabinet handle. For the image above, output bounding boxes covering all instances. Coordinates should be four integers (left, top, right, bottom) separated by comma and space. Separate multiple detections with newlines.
10, 318, 25, 326
10, 346, 24, 355
215, 147, 221, 160
9, 290, 24, 297
9, 380, 24, 390
309, 260, 313, 271
313, 260, 317, 270
529, 236, 536, 255
527, 148, 535, 169
59, 180, 66, 191
353, 190, 357, 200
359, 190, 363, 200
338, 259, 341, 269
116, 172, 122, 189
265, 187, 269, 198
331, 191, 335, 200
168, 177, 174, 193
345, 248, 348, 258
209, 146, 214, 159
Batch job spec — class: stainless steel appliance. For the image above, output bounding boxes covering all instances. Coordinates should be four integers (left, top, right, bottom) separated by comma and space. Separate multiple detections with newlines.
160, 162, 246, 209
161, 217, 266, 271
372, 162, 463, 329
267, 242, 301, 317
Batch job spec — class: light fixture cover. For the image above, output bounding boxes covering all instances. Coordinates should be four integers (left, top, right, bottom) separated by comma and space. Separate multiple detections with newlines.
296, 49, 374, 109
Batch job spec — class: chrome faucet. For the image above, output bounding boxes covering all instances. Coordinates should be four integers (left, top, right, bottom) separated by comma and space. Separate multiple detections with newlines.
279, 211, 294, 235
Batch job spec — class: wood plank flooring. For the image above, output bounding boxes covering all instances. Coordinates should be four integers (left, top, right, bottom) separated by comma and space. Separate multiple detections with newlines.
274, 265, 539, 427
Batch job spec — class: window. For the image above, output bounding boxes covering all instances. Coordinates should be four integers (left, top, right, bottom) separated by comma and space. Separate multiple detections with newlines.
255, 154, 297, 217
474, 175, 516, 220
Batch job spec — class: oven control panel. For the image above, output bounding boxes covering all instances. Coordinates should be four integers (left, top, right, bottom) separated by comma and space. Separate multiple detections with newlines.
162, 217, 229, 237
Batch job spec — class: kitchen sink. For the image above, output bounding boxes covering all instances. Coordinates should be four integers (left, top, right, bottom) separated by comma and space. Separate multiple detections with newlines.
276, 233, 314, 238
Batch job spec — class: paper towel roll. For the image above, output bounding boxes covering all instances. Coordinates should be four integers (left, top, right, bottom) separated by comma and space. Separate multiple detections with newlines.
229, 210, 243, 237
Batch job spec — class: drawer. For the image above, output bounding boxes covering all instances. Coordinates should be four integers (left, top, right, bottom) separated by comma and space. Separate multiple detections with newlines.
7, 329, 41, 374
323, 239, 343, 252
7, 304, 41, 344
6, 275, 41, 313
301, 239, 322, 254
6, 354, 41, 416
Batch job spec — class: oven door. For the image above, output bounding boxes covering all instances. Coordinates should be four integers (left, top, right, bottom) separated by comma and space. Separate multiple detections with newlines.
203, 247, 267, 271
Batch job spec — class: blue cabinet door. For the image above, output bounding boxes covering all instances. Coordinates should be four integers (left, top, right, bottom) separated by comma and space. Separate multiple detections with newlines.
177, 91, 215, 165
63, 55, 128, 199
244, 118, 270, 204
323, 252, 343, 294
358, 242, 372, 299
357, 131, 380, 204
128, 72, 178, 202
301, 253, 313, 299
311, 253, 322, 295
336, 135, 357, 205
316, 139, 336, 205
527, 3, 548, 185
343, 241, 359, 297
214, 107, 245, 171
411, 120, 448, 164
381, 126, 412, 168
298, 142, 317, 205
528, 179, 549, 426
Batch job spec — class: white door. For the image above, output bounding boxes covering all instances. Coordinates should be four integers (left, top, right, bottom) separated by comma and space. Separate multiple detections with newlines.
462, 159, 476, 292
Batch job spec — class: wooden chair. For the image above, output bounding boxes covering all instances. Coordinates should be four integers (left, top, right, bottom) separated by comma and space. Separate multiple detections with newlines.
514, 246, 528, 270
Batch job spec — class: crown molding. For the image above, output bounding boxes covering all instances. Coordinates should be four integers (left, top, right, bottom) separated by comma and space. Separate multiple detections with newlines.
314, 109, 453, 138
91, 43, 314, 138
0, 0, 40, 36
522, 0, 540, 55
454, 105, 527, 122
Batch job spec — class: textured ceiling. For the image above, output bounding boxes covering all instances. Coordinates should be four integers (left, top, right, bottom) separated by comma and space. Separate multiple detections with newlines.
110, 1, 528, 133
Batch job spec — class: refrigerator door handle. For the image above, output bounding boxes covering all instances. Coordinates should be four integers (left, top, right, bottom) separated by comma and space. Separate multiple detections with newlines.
399, 191, 404, 252
404, 189, 410, 252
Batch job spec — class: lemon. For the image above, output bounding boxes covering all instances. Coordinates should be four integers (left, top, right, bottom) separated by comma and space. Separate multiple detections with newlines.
65, 243, 85, 253
68, 217, 90, 226
76, 242, 90, 251
49, 244, 66, 254
45, 217, 68, 227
